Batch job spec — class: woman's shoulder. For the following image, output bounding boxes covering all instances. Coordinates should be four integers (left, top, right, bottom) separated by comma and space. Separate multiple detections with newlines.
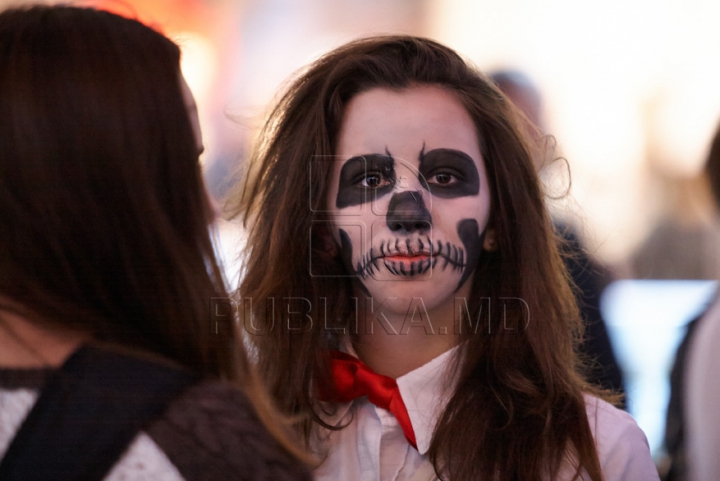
582, 395, 660, 481
144, 379, 311, 481
0, 349, 310, 481
583, 394, 637, 435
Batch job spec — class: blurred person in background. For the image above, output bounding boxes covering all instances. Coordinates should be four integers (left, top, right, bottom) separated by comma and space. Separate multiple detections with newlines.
489, 69, 626, 400
683, 122, 720, 481
662, 308, 708, 481
230, 36, 658, 480
0, 5, 310, 480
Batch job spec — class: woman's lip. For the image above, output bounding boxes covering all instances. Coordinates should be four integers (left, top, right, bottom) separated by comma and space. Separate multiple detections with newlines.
383, 254, 430, 262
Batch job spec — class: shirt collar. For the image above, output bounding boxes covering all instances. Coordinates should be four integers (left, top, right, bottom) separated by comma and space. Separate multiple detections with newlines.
335, 338, 459, 455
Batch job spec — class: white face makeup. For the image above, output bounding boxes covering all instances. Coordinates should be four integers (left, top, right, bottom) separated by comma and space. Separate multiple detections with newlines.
326, 85, 492, 314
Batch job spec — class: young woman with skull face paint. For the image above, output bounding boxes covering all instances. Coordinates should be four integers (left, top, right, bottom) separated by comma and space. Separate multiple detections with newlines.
231, 37, 658, 481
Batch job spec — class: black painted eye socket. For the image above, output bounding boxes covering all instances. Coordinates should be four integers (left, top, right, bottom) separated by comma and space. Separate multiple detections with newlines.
337, 154, 396, 208
418, 149, 479, 198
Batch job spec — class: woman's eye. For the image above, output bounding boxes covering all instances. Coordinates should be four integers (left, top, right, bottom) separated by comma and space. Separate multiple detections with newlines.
361, 173, 390, 188
430, 172, 456, 185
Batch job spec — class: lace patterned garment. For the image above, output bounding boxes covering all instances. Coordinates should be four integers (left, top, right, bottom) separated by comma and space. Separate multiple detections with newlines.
0, 367, 311, 481
0, 385, 183, 480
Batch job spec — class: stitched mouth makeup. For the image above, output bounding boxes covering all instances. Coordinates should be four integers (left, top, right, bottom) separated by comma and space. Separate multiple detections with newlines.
355, 235, 466, 279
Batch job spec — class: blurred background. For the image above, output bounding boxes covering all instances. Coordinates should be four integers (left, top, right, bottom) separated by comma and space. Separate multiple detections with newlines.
5, 0, 720, 467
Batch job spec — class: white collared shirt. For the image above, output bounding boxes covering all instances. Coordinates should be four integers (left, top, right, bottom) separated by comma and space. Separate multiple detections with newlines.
312, 344, 660, 481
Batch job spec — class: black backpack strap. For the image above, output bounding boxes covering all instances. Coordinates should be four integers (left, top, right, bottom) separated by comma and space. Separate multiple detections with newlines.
0, 345, 197, 481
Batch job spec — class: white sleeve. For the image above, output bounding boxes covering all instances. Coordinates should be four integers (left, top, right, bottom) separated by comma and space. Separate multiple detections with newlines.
686, 300, 720, 481
586, 396, 660, 481
104, 433, 185, 481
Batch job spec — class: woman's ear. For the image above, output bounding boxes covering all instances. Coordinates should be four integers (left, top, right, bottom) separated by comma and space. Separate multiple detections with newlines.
483, 228, 498, 252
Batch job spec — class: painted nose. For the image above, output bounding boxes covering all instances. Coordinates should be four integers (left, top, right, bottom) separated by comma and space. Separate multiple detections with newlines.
386, 191, 431, 234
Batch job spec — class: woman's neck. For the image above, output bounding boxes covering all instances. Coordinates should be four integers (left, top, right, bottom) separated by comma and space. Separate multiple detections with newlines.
353, 288, 467, 379
0, 310, 89, 368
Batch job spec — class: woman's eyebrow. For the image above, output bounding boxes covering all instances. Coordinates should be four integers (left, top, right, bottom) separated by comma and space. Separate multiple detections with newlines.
339, 153, 394, 175
340, 155, 369, 172
419, 148, 476, 169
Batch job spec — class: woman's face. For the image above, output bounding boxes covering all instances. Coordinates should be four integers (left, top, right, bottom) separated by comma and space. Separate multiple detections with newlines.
325, 85, 492, 313
180, 73, 220, 218
179, 74, 203, 154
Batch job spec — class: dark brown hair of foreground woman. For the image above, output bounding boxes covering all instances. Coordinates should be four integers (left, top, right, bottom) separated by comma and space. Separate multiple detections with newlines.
230, 36, 607, 480
0, 4, 303, 462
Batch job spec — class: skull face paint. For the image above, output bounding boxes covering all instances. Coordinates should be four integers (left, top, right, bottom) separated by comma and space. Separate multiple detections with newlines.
326, 86, 491, 314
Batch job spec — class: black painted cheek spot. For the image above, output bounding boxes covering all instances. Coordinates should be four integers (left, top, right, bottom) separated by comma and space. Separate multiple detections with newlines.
456, 219, 484, 291
339, 228, 370, 296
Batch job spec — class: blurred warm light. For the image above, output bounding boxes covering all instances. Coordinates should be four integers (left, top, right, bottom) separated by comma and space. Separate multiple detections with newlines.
177, 32, 216, 98
651, 87, 720, 178
428, 0, 720, 263
229, 0, 427, 129
90, 0, 209, 33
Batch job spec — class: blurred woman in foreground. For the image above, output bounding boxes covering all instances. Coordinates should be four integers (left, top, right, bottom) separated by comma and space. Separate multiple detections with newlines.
0, 5, 309, 480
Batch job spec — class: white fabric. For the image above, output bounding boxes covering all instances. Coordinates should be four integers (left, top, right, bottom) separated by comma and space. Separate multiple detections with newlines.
105, 433, 185, 481
686, 298, 720, 481
0, 388, 184, 481
583, 396, 661, 481
313, 345, 659, 481
0, 388, 37, 459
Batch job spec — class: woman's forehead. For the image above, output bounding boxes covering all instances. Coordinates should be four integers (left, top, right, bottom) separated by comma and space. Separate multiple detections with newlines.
336, 85, 480, 157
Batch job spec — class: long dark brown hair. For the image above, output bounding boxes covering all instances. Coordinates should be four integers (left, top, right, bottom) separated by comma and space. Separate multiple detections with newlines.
0, 4, 302, 459
231, 36, 604, 480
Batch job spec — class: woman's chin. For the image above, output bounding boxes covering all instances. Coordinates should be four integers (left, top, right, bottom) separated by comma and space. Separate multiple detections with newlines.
358, 274, 463, 315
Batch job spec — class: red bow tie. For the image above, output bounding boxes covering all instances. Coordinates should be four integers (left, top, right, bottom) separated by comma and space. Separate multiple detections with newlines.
319, 350, 417, 449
